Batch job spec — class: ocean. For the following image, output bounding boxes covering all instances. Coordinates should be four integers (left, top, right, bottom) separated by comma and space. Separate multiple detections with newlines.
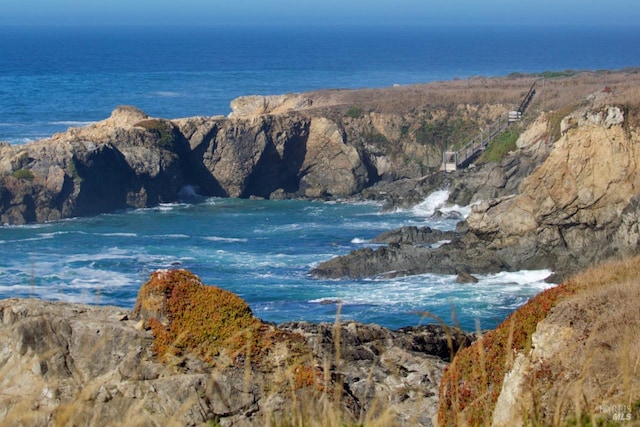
1, 25, 638, 330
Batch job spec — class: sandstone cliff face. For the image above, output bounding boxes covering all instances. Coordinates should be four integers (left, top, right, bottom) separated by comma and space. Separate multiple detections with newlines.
1, 88, 508, 224
175, 114, 369, 199
314, 96, 640, 281
466, 104, 640, 274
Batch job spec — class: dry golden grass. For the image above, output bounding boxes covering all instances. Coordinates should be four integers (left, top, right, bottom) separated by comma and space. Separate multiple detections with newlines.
302, 69, 640, 118
2, 255, 639, 426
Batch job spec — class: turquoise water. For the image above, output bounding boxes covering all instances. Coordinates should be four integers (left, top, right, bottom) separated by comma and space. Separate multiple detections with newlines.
0, 195, 552, 330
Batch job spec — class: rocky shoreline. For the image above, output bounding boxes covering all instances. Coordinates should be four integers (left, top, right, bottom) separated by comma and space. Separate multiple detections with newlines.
4, 72, 639, 281
0, 271, 474, 426
2, 70, 640, 425
313, 96, 640, 281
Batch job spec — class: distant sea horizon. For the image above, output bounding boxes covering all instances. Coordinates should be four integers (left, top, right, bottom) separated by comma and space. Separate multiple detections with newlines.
1, 24, 639, 144
0, 24, 638, 330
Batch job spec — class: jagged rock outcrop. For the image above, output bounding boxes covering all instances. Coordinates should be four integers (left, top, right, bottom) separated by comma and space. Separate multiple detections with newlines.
0, 106, 190, 224
312, 98, 640, 280
228, 94, 313, 118
279, 321, 474, 426
0, 269, 474, 427
311, 229, 507, 279
371, 226, 456, 245
466, 104, 640, 276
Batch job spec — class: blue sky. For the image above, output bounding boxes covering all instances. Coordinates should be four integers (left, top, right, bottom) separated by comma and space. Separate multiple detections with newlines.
2, 0, 639, 26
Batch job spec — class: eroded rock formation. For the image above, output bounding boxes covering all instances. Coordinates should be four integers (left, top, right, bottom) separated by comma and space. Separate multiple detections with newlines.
313, 97, 640, 280
1, 79, 524, 224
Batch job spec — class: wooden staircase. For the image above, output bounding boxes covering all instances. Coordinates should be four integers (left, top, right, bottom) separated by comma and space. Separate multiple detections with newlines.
441, 80, 537, 172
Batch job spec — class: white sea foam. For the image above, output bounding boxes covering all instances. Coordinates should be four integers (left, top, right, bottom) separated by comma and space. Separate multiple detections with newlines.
0, 235, 55, 244
475, 269, 553, 286
255, 223, 304, 234
96, 232, 138, 237
431, 239, 451, 248
63, 251, 136, 263
203, 236, 249, 243
37, 231, 87, 238
412, 189, 450, 216
410, 189, 475, 219
350, 237, 368, 244
305, 269, 554, 315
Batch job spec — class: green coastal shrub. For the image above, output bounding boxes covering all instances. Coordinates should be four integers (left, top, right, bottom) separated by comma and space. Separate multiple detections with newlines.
548, 104, 578, 142
478, 127, 520, 163
345, 106, 363, 119
134, 119, 175, 150
12, 168, 35, 181
414, 118, 477, 148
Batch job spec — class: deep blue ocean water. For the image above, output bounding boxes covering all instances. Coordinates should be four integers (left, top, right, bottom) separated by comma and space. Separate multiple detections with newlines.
1, 25, 638, 330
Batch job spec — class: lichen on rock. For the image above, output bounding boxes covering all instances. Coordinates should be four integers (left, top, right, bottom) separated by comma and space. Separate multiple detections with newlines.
132, 269, 261, 362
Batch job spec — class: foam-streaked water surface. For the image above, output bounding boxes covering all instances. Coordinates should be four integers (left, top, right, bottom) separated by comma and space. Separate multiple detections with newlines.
3, 24, 627, 330
0, 195, 552, 330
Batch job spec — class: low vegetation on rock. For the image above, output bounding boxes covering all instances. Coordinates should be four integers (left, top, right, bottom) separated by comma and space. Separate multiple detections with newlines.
11, 168, 35, 181
132, 269, 310, 371
438, 255, 640, 426
134, 119, 176, 150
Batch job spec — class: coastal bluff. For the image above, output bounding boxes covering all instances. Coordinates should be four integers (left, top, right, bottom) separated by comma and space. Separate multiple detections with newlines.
0, 269, 472, 426
1, 75, 552, 225
311, 77, 640, 280
3, 71, 639, 282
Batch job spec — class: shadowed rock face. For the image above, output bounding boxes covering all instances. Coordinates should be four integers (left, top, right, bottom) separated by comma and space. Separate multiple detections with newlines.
0, 107, 190, 224
176, 114, 370, 199
0, 270, 475, 427
0, 108, 379, 224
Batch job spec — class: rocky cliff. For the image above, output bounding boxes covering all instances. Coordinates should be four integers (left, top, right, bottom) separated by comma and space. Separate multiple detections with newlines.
0, 269, 473, 427
1, 76, 541, 224
0, 107, 189, 224
465, 102, 640, 274
312, 89, 640, 280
